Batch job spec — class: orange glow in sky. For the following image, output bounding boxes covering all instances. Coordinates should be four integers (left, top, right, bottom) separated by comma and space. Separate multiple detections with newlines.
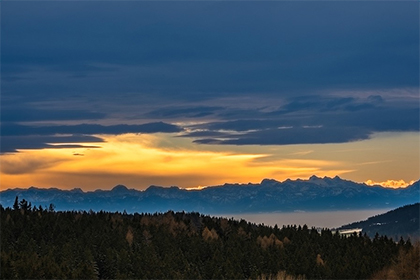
0, 132, 418, 191
364, 179, 415, 189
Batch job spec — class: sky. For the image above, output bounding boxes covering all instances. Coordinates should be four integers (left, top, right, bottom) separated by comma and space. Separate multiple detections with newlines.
1, 1, 419, 191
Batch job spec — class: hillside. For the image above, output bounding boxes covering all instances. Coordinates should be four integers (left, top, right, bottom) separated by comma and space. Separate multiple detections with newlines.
1, 176, 419, 214
1, 201, 415, 280
338, 203, 420, 241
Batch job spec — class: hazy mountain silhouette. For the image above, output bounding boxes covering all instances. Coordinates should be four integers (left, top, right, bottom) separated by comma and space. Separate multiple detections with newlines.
1, 176, 418, 214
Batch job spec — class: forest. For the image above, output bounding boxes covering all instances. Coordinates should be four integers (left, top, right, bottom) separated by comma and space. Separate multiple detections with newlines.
339, 203, 420, 242
1, 198, 418, 279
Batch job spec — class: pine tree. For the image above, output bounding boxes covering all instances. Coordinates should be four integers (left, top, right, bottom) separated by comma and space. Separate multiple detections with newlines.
13, 196, 19, 210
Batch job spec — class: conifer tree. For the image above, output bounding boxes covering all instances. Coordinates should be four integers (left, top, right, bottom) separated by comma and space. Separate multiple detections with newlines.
13, 196, 19, 211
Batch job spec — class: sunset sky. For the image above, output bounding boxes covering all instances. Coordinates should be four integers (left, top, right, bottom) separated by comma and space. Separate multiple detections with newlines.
1, 1, 419, 191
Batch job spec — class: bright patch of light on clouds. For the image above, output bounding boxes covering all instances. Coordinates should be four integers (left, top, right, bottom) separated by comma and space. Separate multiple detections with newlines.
365, 179, 415, 189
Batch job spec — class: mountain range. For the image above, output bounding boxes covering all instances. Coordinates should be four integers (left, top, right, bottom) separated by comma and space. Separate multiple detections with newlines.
1, 176, 419, 214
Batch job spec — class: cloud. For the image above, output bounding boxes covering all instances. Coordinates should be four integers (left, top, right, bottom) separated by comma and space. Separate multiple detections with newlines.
144, 106, 223, 119
1, 122, 183, 153
367, 95, 384, 104
365, 179, 415, 189
1, 107, 106, 123
2, 2, 418, 99
178, 130, 227, 138
1, 1, 418, 151
190, 119, 290, 133
179, 94, 418, 146
1, 154, 66, 175
2, 122, 182, 136
338, 107, 419, 132
193, 126, 371, 146
1, 135, 103, 153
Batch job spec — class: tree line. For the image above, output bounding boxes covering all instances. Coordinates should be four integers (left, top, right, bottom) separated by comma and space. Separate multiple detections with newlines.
1, 198, 418, 279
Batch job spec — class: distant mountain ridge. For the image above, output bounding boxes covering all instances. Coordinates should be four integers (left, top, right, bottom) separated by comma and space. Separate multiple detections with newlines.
1, 176, 419, 214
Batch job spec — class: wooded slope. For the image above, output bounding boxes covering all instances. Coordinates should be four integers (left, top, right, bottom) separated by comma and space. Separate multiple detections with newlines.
0, 201, 416, 279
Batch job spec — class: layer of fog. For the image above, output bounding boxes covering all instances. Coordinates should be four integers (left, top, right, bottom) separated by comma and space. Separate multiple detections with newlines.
218, 209, 392, 229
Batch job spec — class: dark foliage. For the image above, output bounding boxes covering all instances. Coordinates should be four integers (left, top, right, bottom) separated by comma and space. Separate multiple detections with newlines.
371, 242, 420, 280
0, 200, 411, 279
339, 203, 420, 241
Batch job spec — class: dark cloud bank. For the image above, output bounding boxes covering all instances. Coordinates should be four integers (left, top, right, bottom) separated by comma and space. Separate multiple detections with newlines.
1, 1, 418, 152
185, 95, 419, 145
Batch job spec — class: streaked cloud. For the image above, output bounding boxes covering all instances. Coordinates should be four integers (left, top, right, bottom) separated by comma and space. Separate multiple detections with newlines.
1, 153, 67, 175
1, 122, 182, 153
1, 135, 103, 154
